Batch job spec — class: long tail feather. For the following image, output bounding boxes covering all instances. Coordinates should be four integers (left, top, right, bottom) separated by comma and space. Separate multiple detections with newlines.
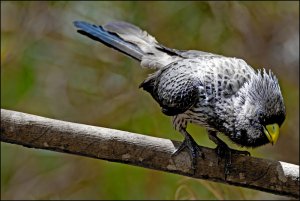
74, 21, 144, 60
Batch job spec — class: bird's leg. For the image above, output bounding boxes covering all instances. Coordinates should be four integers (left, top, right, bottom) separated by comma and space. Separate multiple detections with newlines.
172, 128, 204, 174
208, 130, 250, 178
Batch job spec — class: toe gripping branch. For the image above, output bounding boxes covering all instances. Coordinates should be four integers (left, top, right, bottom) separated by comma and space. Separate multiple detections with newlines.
208, 131, 250, 179
172, 129, 204, 174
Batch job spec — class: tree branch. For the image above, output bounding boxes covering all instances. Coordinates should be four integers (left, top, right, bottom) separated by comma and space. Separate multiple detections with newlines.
1, 109, 299, 198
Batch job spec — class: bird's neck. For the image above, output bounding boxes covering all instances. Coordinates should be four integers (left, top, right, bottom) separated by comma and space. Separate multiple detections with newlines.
215, 94, 245, 135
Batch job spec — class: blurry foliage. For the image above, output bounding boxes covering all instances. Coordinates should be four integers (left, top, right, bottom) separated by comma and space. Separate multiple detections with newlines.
1, 1, 299, 200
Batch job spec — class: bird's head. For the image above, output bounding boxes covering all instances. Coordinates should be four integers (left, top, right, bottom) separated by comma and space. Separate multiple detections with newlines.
232, 69, 286, 147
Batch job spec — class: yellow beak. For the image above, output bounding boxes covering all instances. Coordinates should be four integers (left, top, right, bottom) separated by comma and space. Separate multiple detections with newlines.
263, 123, 280, 145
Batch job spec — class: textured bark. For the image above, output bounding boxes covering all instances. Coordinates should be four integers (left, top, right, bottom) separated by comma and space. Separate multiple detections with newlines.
1, 109, 299, 198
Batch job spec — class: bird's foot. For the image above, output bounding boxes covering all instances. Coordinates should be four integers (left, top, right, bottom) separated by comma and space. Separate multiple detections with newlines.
172, 134, 204, 174
215, 143, 250, 179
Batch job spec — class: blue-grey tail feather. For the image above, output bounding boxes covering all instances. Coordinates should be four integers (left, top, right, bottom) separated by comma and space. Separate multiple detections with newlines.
73, 21, 144, 61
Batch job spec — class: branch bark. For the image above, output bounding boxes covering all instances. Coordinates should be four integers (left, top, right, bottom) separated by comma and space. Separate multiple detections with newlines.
1, 109, 299, 198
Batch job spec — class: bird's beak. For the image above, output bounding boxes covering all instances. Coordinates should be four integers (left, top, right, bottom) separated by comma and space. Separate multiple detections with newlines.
263, 123, 280, 145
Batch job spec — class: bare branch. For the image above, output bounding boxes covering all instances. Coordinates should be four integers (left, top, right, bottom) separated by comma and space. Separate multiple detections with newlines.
1, 109, 299, 198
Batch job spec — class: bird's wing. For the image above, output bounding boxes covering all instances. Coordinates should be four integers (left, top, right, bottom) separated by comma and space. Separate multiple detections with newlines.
139, 60, 203, 116
140, 57, 257, 116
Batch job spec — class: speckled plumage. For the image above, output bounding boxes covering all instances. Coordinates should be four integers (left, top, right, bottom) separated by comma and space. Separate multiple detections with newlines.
74, 20, 286, 171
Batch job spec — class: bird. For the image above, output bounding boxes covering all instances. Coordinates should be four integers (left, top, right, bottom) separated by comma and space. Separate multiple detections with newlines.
73, 20, 286, 176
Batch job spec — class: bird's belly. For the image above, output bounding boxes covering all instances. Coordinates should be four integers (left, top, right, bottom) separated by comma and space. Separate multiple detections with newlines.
184, 108, 218, 131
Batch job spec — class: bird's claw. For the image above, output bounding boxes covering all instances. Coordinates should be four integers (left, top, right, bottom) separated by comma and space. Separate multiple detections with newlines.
215, 143, 231, 178
215, 144, 250, 180
172, 135, 204, 174
232, 149, 251, 156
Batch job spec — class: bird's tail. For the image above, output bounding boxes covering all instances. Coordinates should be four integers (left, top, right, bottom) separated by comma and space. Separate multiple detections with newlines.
74, 21, 179, 68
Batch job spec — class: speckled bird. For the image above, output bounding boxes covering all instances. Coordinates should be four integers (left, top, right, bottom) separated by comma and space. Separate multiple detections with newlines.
74, 20, 286, 174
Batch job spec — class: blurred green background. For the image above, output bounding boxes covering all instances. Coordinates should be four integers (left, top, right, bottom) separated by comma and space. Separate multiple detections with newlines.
1, 1, 299, 200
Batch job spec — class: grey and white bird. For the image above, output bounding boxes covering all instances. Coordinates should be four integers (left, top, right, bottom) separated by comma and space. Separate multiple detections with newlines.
73, 20, 286, 174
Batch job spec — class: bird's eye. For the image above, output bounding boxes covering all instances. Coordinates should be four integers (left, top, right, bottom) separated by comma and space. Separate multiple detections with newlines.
258, 112, 266, 123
